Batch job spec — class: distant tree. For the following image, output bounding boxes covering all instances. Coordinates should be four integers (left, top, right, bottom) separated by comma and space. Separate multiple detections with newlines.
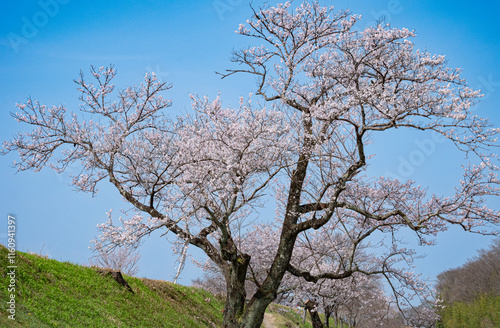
403, 303, 439, 328
436, 240, 500, 328
471, 239, 500, 296
192, 268, 227, 297
239, 222, 428, 328
3, 2, 499, 327
89, 244, 141, 276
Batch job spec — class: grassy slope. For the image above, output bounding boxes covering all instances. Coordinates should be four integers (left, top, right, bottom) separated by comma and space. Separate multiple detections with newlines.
0, 245, 224, 328
265, 303, 325, 328
0, 245, 320, 328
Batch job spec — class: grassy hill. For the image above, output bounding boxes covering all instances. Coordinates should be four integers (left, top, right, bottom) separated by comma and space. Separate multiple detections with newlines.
0, 245, 317, 328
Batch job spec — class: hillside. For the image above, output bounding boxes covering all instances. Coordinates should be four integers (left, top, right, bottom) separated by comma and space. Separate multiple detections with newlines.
436, 239, 500, 328
0, 245, 317, 328
0, 244, 226, 327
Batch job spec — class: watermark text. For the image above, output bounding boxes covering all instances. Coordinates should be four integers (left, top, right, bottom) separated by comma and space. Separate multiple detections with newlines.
6, 215, 17, 320
7, 0, 71, 53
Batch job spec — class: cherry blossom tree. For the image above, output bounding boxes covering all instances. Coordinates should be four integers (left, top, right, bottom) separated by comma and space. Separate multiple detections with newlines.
285, 230, 402, 328
238, 222, 432, 327
3, 2, 500, 328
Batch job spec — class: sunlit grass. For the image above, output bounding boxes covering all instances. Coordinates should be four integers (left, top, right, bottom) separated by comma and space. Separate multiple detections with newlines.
0, 245, 224, 327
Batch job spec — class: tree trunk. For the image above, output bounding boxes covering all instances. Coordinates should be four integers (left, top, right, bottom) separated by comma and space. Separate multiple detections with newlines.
223, 255, 250, 328
220, 225, 298, 327
324, 306, 332, 328
229, 155, 309, 327
236, 220, 300, 327
305, 299, 324, 328
237, 291, 275, 328
97, 269, 134, 293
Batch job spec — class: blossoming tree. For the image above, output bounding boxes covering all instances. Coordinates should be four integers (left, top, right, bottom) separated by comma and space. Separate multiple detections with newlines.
3, 2, 499, 327
238, 222, 432, 327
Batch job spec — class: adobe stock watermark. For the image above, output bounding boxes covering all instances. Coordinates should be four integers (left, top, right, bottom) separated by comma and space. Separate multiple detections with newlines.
363, 0, 411, 28
473, 74, 500, 111
6, 215, 17, 321
213, 0, 244, 21
7, 0, 71, 54
52, 160, 80, 185
384, 132, 446, 181
145, 64, 170, 79
384, 74, 499, 181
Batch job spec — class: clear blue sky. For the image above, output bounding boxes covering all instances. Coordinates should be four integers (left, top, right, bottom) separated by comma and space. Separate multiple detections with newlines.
1, 0, 499, 286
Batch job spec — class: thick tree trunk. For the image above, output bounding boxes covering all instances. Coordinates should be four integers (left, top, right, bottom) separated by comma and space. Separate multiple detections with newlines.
223, 256, 250, 328
220, 229, 299, 328
237, 291, 275, 328
229, 146, 311, 328
238, 225, 300, 327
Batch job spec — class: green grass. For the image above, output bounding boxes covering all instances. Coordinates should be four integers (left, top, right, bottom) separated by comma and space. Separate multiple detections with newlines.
266, 303, 343, 328
0, 245, 224, 327
266, 303, 313, 328
437, 294, 500, 328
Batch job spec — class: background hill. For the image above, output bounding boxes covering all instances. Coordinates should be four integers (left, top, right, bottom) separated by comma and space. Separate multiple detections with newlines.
436, 239, 500, 328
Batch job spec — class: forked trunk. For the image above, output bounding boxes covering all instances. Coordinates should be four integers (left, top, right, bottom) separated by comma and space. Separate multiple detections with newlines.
224, 170, 304, 328
238, 217, 301, 327
221, 259, 276, 328
238, 289, 276, 327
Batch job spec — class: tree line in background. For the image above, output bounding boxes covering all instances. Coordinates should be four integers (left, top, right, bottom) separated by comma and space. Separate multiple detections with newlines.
193, 238, 499, 328
436, 239, 500, 328
192, 223, 437, 328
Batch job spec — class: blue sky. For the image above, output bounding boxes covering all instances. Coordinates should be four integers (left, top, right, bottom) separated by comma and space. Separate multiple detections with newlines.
1, 0, 499, 286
